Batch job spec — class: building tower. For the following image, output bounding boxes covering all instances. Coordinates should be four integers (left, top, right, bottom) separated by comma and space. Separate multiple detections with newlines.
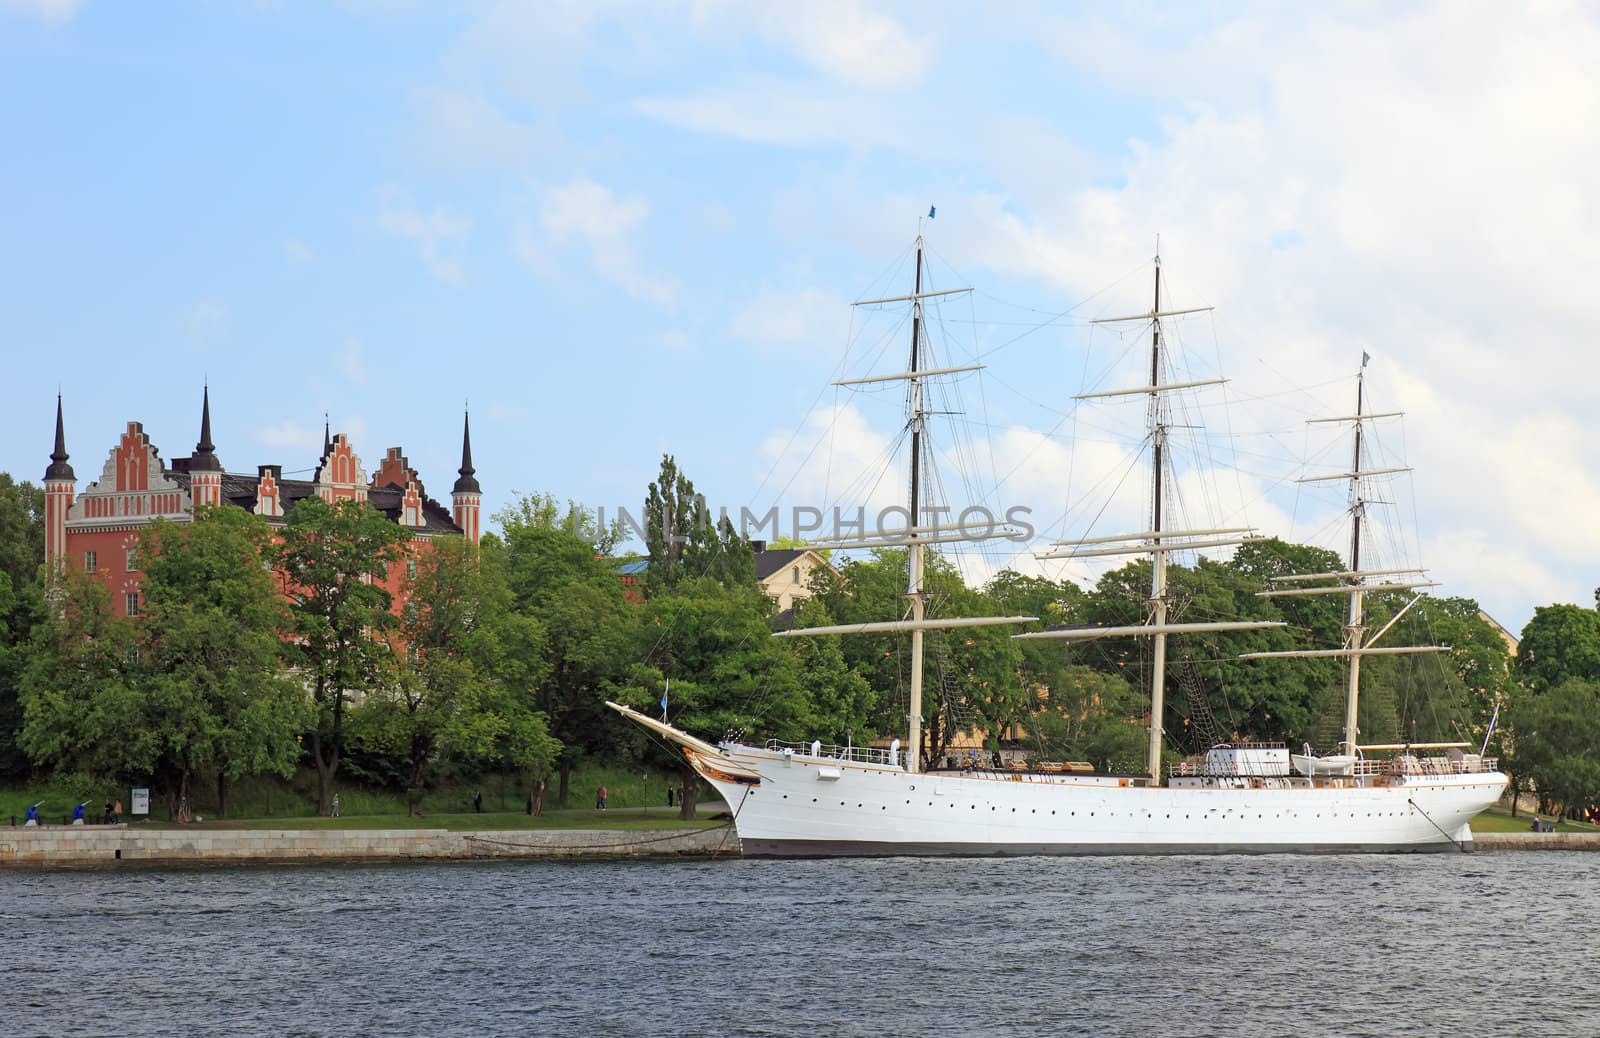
189, 386, 224, 508
451, 410, 482, 545
43, 394, 76, 574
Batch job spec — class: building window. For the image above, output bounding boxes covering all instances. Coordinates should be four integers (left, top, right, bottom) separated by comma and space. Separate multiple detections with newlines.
404, 600, 418, 621
125, 548, 139, 572
406, 558, 417, 580
125, 592, 139, 617
792, 566, 801, 585
84, 550, 97, 574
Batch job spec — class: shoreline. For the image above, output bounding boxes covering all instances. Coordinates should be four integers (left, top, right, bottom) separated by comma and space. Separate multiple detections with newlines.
0, 824, 740, 868
3, 825, 1597, 868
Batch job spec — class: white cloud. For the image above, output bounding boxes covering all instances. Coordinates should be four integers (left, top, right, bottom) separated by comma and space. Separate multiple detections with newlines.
411, 87, 537, 169
376, 184, 472, 285
729, 286, 847, 355
335, 337, 367, 385
518, 178, 674, 304
831, 3, 1600, 630
0, 0, 81, 23
691, 0, 932, 89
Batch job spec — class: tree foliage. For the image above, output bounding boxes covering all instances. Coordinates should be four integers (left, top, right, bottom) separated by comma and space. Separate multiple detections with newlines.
20, 509, 306, 819
276, 496, 411, 812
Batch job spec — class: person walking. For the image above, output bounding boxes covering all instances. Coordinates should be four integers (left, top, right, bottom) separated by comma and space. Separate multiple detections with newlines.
473, 790, 483, 814
596, 784, 608, 810
330, 793, 341, 818
113, 798, 123, 825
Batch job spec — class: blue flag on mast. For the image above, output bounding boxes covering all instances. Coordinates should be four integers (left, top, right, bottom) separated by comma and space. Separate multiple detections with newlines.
660, 679, 669, 719
1361, 350, 1371, 368
928, 206, 936, 219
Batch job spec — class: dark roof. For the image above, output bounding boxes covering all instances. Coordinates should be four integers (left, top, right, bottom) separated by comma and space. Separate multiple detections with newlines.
166, 470, 462, 534
44, 395, 74, 482
753, 548, 808, 581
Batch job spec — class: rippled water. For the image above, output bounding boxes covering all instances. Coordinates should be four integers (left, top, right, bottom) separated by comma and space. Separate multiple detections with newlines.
3, 851, 1596, 1037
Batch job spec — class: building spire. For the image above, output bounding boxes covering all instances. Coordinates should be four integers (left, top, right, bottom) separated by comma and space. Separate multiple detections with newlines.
190, 384, 222, 472
452, 409, 480, 494
44, 394, 74, 481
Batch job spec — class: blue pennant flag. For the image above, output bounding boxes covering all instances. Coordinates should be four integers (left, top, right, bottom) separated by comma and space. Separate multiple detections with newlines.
928, 206, 936, 219
660, 679, 669, 717
1361, 350, 1371, 368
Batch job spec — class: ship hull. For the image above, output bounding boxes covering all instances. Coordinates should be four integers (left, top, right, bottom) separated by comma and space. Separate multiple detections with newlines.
703, 744, 1505, 858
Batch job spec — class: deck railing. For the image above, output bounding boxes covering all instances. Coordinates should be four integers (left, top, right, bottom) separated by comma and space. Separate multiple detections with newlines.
764, 739, 903, 768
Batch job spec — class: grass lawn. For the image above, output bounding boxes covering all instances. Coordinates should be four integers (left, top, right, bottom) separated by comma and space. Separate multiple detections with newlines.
1470, 806, 1597, 834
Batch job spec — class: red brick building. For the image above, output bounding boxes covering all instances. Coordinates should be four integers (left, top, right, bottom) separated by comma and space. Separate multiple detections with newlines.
43, 390, 483, 616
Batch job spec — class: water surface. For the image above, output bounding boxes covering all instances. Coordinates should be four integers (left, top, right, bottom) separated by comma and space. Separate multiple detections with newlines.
3, 852, 1594, 1037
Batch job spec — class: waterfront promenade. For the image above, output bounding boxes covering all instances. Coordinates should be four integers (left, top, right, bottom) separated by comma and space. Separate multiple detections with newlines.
3, 823, 1595, 867
0, 823, 738, 867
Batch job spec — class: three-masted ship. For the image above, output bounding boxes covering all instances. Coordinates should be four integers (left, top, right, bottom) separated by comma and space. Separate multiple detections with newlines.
610, 235, 1507, 856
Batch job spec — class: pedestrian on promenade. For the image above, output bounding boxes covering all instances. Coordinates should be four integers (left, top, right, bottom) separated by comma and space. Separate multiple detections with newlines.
596, 784, 608, 810
72, 802, 86, 825
473, 790, 483, 813
103, 800, 113, 825
331, 793, 341, 818
113, 799, 123, 824
667, 786, 674, 807
24, 803, 39, 826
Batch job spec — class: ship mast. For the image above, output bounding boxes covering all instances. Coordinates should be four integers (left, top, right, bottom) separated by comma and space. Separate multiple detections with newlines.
1341, 368, 1367, 754
906, 235, 929, 774
1242, 355, 1449, 753
775, 224, 1039, 772
1020, 250, 1286, 785
1146, 255, 1170, 785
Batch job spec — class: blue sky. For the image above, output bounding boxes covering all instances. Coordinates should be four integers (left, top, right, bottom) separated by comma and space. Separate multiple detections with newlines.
4, 1, 1596, 633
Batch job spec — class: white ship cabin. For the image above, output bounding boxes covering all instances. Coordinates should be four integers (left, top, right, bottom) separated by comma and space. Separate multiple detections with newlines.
1169, 743, 1292, 788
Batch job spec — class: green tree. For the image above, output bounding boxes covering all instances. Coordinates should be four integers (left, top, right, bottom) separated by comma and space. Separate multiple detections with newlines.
1507, 677, 1600, 819
276, 496, 411, 812
20, 511, 307, 820
0, 474, 44, 595
493, 490, 626, 555
18, 571, 142, 782
631, 576, 806, 818
0, 474, 46, 778
357, 537, 562, 813
134, 508, 308, 818
644, 454, 717, 593
1026, 665, 1146, 772
1516, 604, 1600, 693
501, 519, 638, 807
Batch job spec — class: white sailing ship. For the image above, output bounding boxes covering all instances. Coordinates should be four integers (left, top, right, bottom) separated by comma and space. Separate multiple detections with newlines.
610, 234, 1507, 856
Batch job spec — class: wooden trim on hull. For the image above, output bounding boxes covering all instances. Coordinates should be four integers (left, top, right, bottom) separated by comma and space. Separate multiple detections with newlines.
738, 838, 1471, 859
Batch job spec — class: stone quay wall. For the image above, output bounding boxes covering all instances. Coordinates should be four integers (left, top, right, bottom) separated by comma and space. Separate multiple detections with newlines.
1472, 832, 1600, 852
0, 825, 738, 868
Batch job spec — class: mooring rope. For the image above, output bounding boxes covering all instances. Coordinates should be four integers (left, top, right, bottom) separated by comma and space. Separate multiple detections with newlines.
461, 821, 735, 854
1408, 797, 1468, 853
